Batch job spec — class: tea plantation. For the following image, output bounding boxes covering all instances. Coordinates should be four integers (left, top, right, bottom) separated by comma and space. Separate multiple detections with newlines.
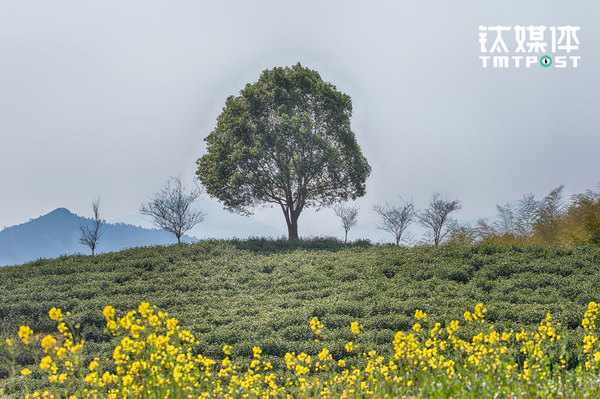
1, 239, 599, 377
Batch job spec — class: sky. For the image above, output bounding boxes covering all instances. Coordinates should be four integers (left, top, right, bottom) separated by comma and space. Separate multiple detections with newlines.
0, 1, 598, 242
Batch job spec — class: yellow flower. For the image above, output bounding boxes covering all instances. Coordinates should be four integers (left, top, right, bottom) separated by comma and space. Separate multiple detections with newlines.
412, 323, 422, 332
222, 345, 231, 355
84, 372, 97, 384
21, 368, 32, 375
473, 303, 487, 321
464, 311, 473, 322
58, 373, 67, 383
49, 307, 63, 321
56, 347, 67, 359
345, 341, 354, 352
102, 371, 113, 384
166, 318, 179, 331
103, 306, 115, 320
40, 356, 52, 370
122, 375, 133, 386
414, 309, 427, 321
130, 324, 143, 339
147, 315, 159, 327
41, 335, 57, 353
351, 321, 362, 334
4, 338, 13, 346
310, 317, 324, 335
18, 325, 33, 344
253, 346, 262, 359
89, 359, 99, 372
138, 302, 151, 318
57, 323, 68, 334
318, 348, 330, 362
338, 359, 346, 368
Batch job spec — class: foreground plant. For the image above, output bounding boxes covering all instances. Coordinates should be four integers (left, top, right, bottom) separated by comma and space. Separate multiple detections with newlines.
2, 301, 600, 398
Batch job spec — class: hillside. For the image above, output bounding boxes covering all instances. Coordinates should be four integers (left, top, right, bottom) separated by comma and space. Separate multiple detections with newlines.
1, 239, 598, 371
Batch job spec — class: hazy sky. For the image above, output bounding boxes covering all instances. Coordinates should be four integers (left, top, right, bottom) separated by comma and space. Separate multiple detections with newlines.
1, 1, 598, 240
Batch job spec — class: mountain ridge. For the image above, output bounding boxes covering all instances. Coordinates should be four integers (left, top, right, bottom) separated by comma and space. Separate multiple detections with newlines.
0, 208, 198, 267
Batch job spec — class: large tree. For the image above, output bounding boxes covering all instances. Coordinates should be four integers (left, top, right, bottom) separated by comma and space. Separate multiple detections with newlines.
196, 63, 371, 239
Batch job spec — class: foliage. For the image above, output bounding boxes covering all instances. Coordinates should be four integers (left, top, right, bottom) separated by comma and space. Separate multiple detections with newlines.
447, 185, 600, 248
196, 63, 371, 239
2, 240, 600, 396
3, 301, 600, 398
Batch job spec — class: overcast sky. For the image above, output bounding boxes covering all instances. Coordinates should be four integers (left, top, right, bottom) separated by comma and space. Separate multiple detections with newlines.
0, 1, 598, 241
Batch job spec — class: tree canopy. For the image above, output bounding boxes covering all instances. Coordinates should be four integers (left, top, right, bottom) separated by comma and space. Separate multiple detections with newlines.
196, 63, 371, 239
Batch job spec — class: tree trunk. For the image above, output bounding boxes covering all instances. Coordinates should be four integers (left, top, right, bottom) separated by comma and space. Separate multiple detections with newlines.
279, 202, 302, 240
287, 218, 299, 240
281, 202, 301, 240
344, 230, 348, 244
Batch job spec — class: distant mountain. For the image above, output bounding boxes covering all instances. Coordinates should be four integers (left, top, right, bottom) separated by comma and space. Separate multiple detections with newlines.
0, 208, 198, 267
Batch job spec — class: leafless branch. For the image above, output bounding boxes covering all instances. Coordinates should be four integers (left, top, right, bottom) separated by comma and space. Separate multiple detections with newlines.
140, 176, 206, 244
373, 198, 416, 246
418, 193, 461, 246
79, 197, 102, 255
333, 203, 359, 243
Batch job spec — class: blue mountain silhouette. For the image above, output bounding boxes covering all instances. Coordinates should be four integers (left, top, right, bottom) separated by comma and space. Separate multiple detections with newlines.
0, 208, 198, 266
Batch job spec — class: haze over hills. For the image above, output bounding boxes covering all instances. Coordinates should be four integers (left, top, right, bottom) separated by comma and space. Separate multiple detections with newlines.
115, 198, 285, 240
0, 208, 196, 266
0, 205, 285, 267
0, 199, 414, 267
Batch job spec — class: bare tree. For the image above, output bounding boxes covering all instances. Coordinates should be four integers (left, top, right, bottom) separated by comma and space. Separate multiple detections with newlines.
535, 185, 565, 243
140, 176, 206, 244
373, 198, 416, 246
515, 193, 539, 237
79, 198, 102, 255
333, 203, 359, 243
418, 193, 461, 246
475, 218, 497, 242
495, 203, 516, 236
